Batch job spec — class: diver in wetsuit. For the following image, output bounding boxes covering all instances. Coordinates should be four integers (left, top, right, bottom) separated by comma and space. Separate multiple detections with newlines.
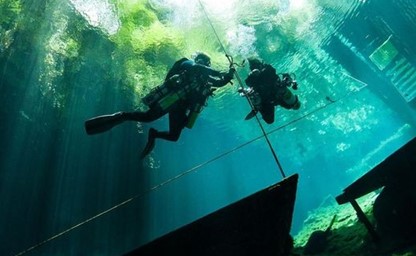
239, 57, 300, 124
85, 52, 235, 158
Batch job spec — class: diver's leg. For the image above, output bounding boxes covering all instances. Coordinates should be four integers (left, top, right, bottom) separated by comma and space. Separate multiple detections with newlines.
154, 104, 188, 141
85, 108, 165, 135
260, 104, 275, 124
123, 108, 165, 122
141, 104, 187, 158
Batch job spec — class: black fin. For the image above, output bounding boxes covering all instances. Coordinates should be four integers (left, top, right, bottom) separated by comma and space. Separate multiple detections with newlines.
244, 110, 257, 120
84, 112, 125, 135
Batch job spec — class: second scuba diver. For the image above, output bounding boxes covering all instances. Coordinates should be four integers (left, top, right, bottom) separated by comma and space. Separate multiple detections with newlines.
239, 57, 300, 123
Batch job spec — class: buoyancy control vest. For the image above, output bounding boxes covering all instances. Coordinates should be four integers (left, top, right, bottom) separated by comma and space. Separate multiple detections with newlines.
244, 70, 300, 110
141, 58, 217, 128
142, 58, 190, 110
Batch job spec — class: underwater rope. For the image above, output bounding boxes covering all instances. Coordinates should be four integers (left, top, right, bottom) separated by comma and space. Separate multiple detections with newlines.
12, 142, 257, 256
14, 81, 367, 255
197, 0, 287, 178
15, 0, 371, 252
14, 198, 135, 256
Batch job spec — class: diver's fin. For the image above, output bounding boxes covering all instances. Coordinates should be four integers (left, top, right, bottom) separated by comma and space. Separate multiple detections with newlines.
84, 112, 125, 135
244, 110, 257, 120
140, 128, 157, 159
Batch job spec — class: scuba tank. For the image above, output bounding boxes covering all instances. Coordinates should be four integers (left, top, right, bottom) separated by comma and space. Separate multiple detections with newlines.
142, 74, 185, 111
186, 103, 204, 129
185, 81, 212, 129
142, 84, 169, 107
142, 58, 190, 110
274, 73, 300, 110
280, 89, 300, 110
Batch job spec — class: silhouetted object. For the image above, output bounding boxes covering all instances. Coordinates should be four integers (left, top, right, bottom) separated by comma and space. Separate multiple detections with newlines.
85, 112, 125, 135
239, 57, 300, 124
85, 52, 235, 158
336, 137, 416, 243
123, 174, 299, 256
373, 186, 416, 239
303, 215, 337, 255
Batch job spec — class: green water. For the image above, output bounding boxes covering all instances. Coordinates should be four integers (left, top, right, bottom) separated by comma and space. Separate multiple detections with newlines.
1, 0, 416, 254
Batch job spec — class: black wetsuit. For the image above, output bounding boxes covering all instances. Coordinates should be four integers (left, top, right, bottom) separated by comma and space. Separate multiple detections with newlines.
125, 59, 232, 149
245, 64, 281, 124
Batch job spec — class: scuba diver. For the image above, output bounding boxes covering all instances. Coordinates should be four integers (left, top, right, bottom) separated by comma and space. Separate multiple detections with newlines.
239, 57, 300, 124
85, 52, 235, 158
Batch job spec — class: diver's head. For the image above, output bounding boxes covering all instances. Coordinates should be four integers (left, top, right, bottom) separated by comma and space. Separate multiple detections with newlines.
247, 57, 263, 71
193, 52, 211, 67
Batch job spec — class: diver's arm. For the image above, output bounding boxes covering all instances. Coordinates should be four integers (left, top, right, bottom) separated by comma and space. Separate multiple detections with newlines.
209, 76, 227, 87
181, 60, 234, 87
180, 60, 222, 76
209, 67, 235, 87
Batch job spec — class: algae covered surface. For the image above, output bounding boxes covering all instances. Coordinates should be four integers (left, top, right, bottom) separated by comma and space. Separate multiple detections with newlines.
293, 192, 416, 256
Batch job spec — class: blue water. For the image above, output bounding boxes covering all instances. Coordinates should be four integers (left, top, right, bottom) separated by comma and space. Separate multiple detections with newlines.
1, 0, 416, 255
